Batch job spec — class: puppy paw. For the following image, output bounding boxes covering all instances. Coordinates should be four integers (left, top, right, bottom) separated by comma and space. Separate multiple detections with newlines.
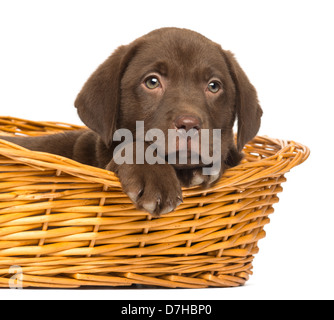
176, 168, 222, 188
114, 163, 183, 217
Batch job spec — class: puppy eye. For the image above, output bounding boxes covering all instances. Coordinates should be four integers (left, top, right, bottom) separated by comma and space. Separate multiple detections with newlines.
145, 76, 160, 89
207, 81, 221, 93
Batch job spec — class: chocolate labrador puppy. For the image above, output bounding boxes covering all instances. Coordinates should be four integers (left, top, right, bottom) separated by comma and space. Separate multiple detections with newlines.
1, 28, 262, 216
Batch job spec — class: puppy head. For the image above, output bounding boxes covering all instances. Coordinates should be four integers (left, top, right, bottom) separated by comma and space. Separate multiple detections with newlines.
75, 28, 262, 165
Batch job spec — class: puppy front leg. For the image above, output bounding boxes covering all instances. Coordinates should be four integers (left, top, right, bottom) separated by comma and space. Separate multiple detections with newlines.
106, 142, 183, 217
175, 163, 225, 188
175, 144, 243, 189
0, 130, 87, 160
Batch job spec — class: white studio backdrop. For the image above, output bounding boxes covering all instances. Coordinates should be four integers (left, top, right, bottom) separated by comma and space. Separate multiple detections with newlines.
0, 0, 333, 300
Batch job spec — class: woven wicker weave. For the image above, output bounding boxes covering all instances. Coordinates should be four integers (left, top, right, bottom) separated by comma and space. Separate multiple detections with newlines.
0, 116, 309, 288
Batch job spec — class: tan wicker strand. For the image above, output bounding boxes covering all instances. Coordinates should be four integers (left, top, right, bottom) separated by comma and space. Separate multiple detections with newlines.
0, 116, 310, 288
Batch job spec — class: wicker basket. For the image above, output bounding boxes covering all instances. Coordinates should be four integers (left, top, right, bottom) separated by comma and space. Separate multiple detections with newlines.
0, 116, 309, 288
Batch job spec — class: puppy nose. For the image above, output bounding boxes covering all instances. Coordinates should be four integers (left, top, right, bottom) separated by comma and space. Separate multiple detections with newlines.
174, 115, 201, 131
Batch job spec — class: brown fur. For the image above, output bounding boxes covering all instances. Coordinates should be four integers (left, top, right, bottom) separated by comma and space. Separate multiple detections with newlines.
1, 28, 262, 216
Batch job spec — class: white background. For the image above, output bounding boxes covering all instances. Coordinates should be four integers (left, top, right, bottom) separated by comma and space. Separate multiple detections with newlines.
0, 0, 333, 300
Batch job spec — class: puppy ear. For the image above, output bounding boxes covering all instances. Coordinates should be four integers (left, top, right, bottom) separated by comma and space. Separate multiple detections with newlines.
75, 43, 139, 147
222, 50, 263, 152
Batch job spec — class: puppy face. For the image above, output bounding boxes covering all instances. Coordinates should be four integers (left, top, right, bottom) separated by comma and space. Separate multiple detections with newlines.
119, 30, 235, 167
75, 28, 262, 169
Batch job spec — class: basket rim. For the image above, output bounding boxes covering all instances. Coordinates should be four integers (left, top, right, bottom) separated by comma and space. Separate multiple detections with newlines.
0, 116, 310, 192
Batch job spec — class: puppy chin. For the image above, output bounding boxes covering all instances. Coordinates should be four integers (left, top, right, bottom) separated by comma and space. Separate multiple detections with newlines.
172, 163, 206, 170
165, 150, 208, 169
